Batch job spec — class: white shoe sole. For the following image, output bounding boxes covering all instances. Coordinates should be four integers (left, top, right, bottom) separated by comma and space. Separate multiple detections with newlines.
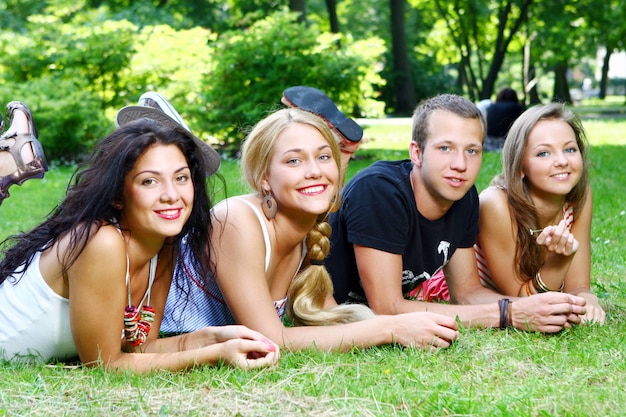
138, 92, 191, 132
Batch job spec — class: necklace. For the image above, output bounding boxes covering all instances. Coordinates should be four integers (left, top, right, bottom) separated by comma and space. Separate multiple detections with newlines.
124, 255, 158, 347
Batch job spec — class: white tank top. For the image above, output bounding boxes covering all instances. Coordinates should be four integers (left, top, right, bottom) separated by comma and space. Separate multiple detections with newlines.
0, 252, 76, 362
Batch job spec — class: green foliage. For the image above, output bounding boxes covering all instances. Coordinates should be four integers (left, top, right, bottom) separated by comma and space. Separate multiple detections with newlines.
1, 0, 624, 165
0, 10, 136, 161
0, 0, 46, 31
201, 8, 385, 155
380, 50, 459, 113
120, 25, 215, 132
87, 0, 230, 30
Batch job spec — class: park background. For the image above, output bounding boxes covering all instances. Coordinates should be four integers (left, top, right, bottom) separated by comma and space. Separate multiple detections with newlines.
1, 1, 626, 416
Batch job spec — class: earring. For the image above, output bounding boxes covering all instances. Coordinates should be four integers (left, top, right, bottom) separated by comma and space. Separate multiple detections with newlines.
262, 191, 277, 219
113, 201, 123, 210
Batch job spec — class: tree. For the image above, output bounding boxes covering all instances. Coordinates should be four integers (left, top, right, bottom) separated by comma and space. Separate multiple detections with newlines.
390, 0, 416, 114
583, 0, 626, 99
325, 0, 340, 33
430, 0, 533, 101
528, 0, 596, 103
289, 0, 307, 23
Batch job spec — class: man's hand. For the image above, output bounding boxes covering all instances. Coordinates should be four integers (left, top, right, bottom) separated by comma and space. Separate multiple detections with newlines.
510, 292, 586, 332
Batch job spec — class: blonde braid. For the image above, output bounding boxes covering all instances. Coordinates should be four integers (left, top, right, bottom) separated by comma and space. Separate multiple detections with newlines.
286, 218, 374, 326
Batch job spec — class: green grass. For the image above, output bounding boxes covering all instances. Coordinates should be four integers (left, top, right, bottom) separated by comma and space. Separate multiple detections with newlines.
1, 116, 626, 416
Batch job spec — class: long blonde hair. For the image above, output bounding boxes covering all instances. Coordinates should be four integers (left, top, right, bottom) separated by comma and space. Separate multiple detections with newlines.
492, 103, 590, 282
240, 108, 374, 326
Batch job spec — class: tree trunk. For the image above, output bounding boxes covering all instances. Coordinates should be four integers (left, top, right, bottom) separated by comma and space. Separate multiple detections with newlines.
289, 0, 306, 23
552, 62, 572, 104
523, 34, 540, 105
325, 0, 340, 33
599, 47, 612, 100
527, 64, 541, 104
390, 0, 416, 115
480, 0, 534, 101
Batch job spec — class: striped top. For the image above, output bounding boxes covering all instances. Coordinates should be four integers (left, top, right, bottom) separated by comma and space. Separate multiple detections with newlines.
161, 198, 306, 333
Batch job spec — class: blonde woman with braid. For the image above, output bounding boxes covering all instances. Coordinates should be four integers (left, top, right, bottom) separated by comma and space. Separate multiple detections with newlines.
165, 107, 459, 352
475, 103, 605, 323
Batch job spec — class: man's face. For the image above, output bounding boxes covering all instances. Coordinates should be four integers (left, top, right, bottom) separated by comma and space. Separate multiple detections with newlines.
410, 109, 483, 216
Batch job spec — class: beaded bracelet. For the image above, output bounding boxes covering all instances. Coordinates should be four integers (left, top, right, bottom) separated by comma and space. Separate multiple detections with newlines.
534, 270, 565, 293
498, 298, 511, 329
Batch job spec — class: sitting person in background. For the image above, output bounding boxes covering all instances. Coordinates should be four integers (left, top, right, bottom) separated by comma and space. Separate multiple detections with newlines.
484, 87, 524, 151
475, 103, 605, 323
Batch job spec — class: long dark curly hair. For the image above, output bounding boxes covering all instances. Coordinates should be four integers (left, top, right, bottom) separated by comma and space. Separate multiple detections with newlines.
0, 118, 213, 285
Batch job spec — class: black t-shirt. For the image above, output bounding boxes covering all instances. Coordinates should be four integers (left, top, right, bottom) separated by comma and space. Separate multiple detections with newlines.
327, 160, 479, 304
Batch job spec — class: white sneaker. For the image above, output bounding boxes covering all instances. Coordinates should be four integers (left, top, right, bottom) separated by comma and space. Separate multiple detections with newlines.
115, 92, 221, 175
137, 92, 191, 132
115, 92, 190, 130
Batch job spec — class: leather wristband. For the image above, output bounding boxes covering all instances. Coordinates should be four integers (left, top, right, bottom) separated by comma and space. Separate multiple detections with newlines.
498, 298, 510, 329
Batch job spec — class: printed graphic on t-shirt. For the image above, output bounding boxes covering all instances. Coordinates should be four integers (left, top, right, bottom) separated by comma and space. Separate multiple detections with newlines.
438, 240, 451, 265
401, 269, 428, 293
401, 240, 451, 294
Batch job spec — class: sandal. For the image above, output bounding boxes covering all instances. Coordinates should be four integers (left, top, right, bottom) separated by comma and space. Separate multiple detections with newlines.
281, 86, 363, 142
0, 101, 48, 205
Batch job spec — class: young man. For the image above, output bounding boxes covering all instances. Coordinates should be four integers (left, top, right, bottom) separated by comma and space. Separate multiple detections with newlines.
326, 94, 587, 332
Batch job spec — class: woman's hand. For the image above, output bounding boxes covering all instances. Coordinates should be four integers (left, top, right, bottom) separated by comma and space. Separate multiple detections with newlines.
186, 325, 280, 351
215, 338, 280, 369
209, 325, 281, 347
576, 292, 606, 324
535, 219, 579, 257
388, 312, 460, 351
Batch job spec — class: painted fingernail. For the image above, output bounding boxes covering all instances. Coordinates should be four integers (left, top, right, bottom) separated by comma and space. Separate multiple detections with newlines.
262, 337, 276, 351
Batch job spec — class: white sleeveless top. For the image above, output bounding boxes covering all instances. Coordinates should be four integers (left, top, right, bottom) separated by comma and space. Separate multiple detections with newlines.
0, 252, 76, 362
0, 228, 149, 362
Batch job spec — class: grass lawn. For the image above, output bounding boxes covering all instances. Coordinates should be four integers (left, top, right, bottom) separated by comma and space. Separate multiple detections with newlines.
1, 113, 625, 416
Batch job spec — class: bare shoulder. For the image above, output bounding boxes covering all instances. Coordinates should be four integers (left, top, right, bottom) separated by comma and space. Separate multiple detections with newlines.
479, 185, 506, 203
44, 223, 124, 261
70, 223, 127, 272
85, 224, 125, 254
211, 196, 268, 277
212, 195, 263, 232
479, 187, 509, 217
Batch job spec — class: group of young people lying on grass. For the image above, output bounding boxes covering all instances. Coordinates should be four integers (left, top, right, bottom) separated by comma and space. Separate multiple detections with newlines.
0, 88, 604, 372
